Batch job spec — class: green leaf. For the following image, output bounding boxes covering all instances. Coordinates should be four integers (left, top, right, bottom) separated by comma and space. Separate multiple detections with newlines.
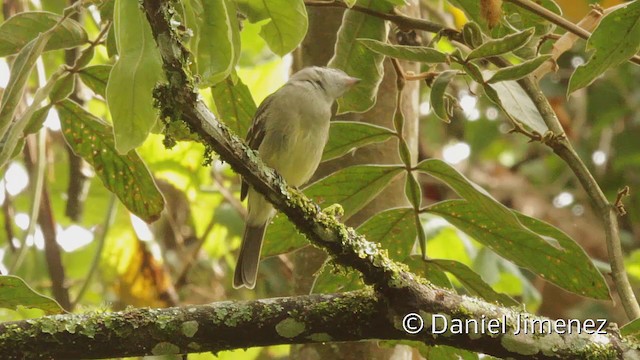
487, 55, 552, 83
49, 72, 75, 104
357, 207, 416, 261
211, 75, 256, 138
328, 0, 390, 113
358, 38, 448, 63
193, 0, 241, 86
57, 100, 165, 223
0, 11, 87, 57
106, 0, 165, 154
484, 79, 548, 134
312, 264, 364, 293
78, 65, 112, 98
447, 0, 486, 30
621, 318, 640, 341
0, 275, 64, 314
305, 165, 404, 220
322, 121, 394, 161
405, 257, 453, 289
467, 28, 535, 61
426, 200, 610, 299
0, 31, 54, 143
428, 259, 518, 306
242, 0, 308, 56
24, 104, 53, 135
404, 173, 421, 209
262, 214, 307, 258
568, 1, 640, 94
430, 70, 458, 122
502, 0, 562, 36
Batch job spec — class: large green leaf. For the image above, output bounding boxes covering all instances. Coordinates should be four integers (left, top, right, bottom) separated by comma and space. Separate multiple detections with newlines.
568, 1, 640, 94
328, 0, 390, 113
106, 0, 165, 154
193, 0, 241, 86
322, 121, 394, 161
426, 200, 610, 300
240, 0, 308, 56
57, 100, 165, 223
305, 165, 404, 220
357, 207, 416, 260
358, 38, 448, 63
261, 214, 307, 258
211, 75, 256, 138
78, 65, 112, 98
0, 275, 64, 314
0, 11, 87, 57
427, 259, 518, 306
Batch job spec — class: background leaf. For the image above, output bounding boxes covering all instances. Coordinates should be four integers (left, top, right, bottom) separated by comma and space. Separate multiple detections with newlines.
487, 55, 552, 83
484, 79, 548, 134
57, 100, 164, 223
0, 275, 64, 314
467, 28, 534, 61
358, 38, 448, 63
0, 11, 87, 57
211, 75, 256, 138
78, 65, 112, 98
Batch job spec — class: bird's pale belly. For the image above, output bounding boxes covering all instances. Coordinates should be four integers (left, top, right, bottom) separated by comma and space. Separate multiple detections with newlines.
277, 130, 326, 187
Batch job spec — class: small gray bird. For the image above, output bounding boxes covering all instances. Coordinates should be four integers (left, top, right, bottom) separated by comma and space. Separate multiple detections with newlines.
234, 66, 360, 289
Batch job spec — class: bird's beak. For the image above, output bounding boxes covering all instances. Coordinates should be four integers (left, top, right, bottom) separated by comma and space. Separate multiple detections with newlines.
346, 77, 360, 87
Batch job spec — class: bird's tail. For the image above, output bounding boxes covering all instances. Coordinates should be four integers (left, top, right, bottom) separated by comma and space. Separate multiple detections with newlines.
233, 224, 266, 289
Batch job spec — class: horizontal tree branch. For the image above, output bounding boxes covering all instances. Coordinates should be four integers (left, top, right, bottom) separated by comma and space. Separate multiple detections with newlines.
0, 288, 632, 359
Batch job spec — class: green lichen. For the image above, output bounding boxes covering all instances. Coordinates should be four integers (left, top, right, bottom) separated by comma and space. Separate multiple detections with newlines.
275, 318, 306, 338
181, 320, 199, 338
151, 342, 181, 355
307, 332, 333, 342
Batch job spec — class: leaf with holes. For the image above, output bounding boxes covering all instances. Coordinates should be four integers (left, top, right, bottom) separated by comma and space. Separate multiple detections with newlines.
0, 275, 64, 314
305, 165, 404, 220
0, 11, 87, 57
358, 38, 448, 63
211, 75, 256, 138
426, 200, 609, 299
322, 121, 395, 161
57, 100, 164, 222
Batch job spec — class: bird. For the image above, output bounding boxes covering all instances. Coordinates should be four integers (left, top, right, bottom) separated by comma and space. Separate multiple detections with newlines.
234, 66, 360, 289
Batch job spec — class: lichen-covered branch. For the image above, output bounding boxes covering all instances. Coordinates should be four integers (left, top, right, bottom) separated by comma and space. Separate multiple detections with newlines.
0, 287, 634, 359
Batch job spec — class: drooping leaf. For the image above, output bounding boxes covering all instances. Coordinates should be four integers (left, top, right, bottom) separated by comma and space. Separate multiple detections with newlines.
0, 275, 64, 314
305, 165, 404, 220
0, 31, 54, 143
193, 0, 241, 86
211, 75, 257, 138
241, 0, 308, 56
106, 0, 165, 153
322, 121, 395, 161
357, 207, 416, 261
428, 259, 518, 306
467, 28, 535, 60
328, 0, 390, 113
78, 65, 112, 98
568, 1, 640, 94
404, 173, 422, 209
57, 100, 165, 223
429, 70, 458, 122
487, 54, 552, 83
0, 11, 87, 57
358, 38, 448, 63
484, 79, 548, 134
426, 200, 610, 300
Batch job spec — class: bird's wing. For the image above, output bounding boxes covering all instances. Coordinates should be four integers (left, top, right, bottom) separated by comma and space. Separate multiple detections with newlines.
241, 93, 276, 201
